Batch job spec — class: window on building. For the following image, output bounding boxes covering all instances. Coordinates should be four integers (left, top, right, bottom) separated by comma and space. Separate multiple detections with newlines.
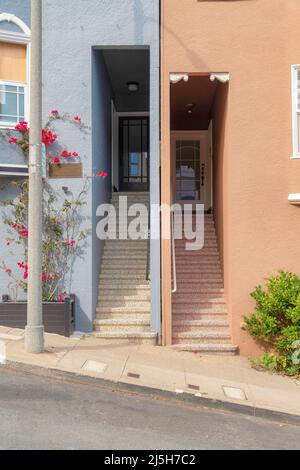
0, 41, 27, 127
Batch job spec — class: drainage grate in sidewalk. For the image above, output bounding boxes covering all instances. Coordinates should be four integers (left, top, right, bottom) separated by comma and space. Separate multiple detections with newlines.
127, 372, 140, 379
187, 384, 200, 392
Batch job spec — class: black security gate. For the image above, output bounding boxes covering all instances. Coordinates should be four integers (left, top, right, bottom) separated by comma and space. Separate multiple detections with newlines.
119, 117, 149, 191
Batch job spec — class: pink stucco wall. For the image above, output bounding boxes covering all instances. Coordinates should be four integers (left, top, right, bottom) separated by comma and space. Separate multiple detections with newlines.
161, 0, 300, 355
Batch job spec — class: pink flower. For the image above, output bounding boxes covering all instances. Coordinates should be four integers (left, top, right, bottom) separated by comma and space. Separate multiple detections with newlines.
18, 262, 28, 279
42, 129, 57, 147
8, 137, 17, 144
57, 292, 67, 303
72, 152, 79, 157
97, 171, 108, 178
53, 157, 60, 165
51, 110, 59, 116
5, 268, 12, 274
74, 116, 81, 122
15, 121, 29, 133
19, 230, 28, 238
65, 240, 76, 247
61, 150, 71, 158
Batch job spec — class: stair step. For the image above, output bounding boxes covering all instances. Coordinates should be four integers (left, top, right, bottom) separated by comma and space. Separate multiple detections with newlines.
101, 263, 147, 269
94, 331, 157, 344
100, 274, 148, 281
94, 318, 150, 332
173, 320, 230, 333
176, 259, 220, 264
98, 285, 150, 292
173, 303, 226, 310
97, 307, 150, 315
172, 297, 225, 304
98, 294, 151, 302
99, 281, 150, 289
172, 343, 238, 356
173, 313, 228, 321
176, 240, 218, 245
172, 331, 232, 344
176, 252, 220, 257
177, 274, 223, 281
97, 313, 150, 320
176, 249, 219, 255
99, 300, 150, 308
101, 259, 147, 264
177, 277, 223, 283
173, 287, 224, 294
176, 268, 222, 275
104, 244, 148, 250
174, 231, 217, 237
101, 268, 147, 275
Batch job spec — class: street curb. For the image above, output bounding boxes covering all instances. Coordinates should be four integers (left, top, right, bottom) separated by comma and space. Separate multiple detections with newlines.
2, 360, 300, 426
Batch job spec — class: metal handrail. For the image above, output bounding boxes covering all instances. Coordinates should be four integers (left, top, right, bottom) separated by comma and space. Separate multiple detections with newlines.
146, 206, 150, 281
170, 177, 177, 294
171, 211, 177, 293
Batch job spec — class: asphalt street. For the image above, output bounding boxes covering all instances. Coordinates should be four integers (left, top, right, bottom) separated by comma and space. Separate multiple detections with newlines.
0, 367, 299, 450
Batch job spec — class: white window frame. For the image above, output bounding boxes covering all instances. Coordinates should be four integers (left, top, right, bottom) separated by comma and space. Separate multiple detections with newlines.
0, 13, 31, 129
0, 80, 28, 128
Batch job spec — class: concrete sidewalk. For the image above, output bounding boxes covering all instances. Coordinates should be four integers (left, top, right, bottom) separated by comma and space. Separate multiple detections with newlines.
0, 326, 299, 420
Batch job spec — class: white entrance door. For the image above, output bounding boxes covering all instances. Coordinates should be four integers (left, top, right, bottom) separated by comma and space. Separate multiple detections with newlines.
171, 131, 211, 211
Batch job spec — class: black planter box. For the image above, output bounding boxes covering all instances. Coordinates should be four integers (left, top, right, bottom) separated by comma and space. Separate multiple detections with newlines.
0, 295, 75, 337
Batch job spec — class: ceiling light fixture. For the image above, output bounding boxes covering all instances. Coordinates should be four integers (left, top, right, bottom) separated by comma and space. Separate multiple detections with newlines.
186, 103, 195, 114
127, 82, 139, 92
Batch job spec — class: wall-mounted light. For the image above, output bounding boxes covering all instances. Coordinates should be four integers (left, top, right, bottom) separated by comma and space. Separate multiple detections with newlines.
127, 82, 139, 92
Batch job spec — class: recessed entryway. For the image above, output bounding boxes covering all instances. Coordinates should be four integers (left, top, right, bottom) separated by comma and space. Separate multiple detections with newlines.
169, 74, 236, 355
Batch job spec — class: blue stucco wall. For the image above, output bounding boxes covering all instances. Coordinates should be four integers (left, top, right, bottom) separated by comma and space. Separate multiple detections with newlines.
92, 50, 113, 317
0, 1, 30, 302
0, 0, 30, 31
0, 0, 161, 334
0, 178, 26, 301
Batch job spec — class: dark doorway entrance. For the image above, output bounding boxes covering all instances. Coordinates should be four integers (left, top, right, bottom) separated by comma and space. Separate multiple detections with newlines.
119, 117, 149, 191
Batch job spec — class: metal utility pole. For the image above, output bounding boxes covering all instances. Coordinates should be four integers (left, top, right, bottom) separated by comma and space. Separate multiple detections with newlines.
25, 0, 44, 353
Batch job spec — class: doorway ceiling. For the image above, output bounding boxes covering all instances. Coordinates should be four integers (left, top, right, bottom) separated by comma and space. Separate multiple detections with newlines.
102, 49, 150, 113
170, 76, 218, 130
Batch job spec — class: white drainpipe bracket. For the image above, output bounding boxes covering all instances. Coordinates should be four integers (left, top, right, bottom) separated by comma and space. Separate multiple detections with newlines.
288, 193, 300, 204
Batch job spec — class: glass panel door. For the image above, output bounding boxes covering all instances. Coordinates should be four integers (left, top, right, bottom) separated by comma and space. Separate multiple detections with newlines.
175, 140, 201, 201
172, 132, 211, 212
119, 117, 149, 191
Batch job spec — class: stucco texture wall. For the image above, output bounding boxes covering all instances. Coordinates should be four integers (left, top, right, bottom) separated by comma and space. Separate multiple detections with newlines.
0, 1, 30, 302
0, 0, 30, 31
161, 0, 300, 355
0, 0, 160, 333
42, 0, 160, 332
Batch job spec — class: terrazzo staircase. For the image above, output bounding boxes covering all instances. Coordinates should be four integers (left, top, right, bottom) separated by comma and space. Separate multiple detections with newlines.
94, 192, 157, 344
172, 214, 238, 355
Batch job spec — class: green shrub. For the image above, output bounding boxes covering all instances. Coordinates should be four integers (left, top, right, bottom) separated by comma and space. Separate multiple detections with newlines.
244, 271, 300, 376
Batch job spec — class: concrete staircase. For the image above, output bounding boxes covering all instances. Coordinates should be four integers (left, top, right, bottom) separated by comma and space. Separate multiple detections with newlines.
172, 214, 238, 356
94, 192, 157, 344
